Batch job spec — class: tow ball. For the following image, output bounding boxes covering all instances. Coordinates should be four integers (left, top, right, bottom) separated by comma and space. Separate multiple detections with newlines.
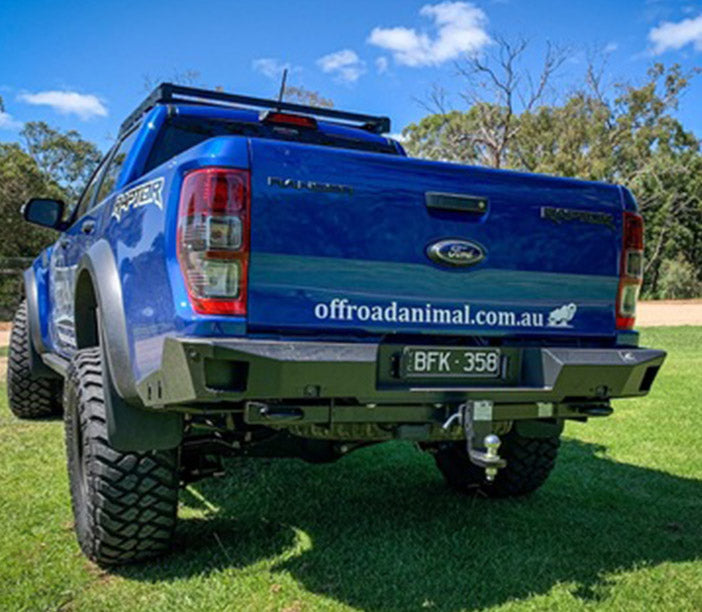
442, 402, 507, 482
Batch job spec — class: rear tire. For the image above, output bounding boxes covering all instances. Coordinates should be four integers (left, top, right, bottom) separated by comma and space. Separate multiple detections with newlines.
433, 429, 560, 498
64, 347, 179, 565
7, 300, 62, 419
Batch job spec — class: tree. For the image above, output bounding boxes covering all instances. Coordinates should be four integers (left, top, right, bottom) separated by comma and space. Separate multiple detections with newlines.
0, 143, 67, 317
21, 122, 101, 202
404, 52, 702, 297
283, 85, 334, 108
0, 94, 102, 315
406, 38, 566, 168
516, 63, 702, 292
402, 102, 486, 164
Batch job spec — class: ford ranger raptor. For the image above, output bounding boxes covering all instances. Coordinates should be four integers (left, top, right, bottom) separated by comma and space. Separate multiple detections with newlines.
9, 83, 666, 566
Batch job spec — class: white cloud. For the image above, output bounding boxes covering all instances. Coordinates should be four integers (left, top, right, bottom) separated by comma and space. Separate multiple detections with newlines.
649, 14, 702, 54
252, 58, 294, 80
375, 56, 389, 74
388, 131, 408, 143
604, 42, 618, 53
0, 111, 22, 130
18, 90, 107, 120
317, 49, 366, 83
367, 1, 491, 67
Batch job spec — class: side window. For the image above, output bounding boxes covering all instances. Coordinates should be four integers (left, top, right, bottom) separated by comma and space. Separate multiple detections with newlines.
95, 128, 139, 205
71, 153, 111, 221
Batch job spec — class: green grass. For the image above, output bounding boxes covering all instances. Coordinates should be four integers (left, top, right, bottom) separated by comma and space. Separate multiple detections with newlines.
1, 327, 702, 611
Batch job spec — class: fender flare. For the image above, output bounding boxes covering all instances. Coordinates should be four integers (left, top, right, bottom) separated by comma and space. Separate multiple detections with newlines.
76, 240, 182, 451
22, 267, 58, 379
76, 240, 138, 402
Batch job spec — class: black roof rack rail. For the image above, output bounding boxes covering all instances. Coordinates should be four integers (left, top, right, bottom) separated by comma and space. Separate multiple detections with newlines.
119, 82, 391, 137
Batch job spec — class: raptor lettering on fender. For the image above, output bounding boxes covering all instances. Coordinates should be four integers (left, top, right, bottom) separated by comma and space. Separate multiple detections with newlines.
112, 177, 165, 221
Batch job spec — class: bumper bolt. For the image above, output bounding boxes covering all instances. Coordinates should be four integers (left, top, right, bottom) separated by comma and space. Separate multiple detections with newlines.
304, 385, 320, 397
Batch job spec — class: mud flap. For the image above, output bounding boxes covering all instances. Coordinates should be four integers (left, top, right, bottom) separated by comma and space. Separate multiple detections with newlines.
99, 326, 182, 452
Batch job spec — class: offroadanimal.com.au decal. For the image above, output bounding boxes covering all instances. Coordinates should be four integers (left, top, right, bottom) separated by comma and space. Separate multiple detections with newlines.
112, 177, 165, 221
313, 299, 578, 329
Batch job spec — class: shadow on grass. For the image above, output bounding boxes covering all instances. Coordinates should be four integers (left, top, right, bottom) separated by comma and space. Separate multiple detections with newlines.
117, 439, 702, 610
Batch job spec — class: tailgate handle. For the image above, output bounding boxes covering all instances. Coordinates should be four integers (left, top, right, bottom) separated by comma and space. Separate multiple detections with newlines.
425, 192, 488, 214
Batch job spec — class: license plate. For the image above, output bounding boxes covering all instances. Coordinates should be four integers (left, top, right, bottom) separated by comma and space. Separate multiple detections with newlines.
401, 347, 502, 378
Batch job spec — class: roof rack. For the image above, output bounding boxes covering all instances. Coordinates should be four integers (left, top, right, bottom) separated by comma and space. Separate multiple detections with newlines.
119, 82, 391, 137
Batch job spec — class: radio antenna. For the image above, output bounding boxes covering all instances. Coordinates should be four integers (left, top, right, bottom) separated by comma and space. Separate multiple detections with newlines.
276, 68, 288, 109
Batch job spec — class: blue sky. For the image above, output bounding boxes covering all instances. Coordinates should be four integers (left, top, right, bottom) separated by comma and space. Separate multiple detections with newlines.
2, 0, 702, 150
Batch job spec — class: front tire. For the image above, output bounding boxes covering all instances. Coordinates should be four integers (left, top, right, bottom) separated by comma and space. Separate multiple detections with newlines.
433, 428, 560, 498
7, 300, 62, 419
64, 347, 179, 565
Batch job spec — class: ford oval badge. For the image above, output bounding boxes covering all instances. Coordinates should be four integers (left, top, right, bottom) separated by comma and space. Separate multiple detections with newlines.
426, 239, 485, 267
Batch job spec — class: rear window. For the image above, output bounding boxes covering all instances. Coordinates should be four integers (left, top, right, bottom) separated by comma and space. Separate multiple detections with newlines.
144, 116, 398, 173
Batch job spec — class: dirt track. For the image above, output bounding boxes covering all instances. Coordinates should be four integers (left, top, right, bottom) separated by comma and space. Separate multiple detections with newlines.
636, 299, 702, 327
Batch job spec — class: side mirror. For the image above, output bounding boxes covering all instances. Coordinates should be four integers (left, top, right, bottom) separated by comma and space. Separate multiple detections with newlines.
21, 198, 66, 230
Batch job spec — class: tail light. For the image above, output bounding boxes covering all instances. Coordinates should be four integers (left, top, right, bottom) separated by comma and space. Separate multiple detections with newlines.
616, 211, 644, 329
260, 111, 318, 129
177, 168, 250, 315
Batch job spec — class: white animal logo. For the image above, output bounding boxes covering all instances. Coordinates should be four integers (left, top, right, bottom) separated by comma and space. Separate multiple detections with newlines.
548, 303, 577, 328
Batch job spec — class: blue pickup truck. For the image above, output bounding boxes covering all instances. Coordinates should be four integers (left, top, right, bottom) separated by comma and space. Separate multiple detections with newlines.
9, 83, 665, 566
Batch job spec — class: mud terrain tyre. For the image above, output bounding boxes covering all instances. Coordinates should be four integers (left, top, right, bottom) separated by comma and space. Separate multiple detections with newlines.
7, 300, 62, 418
64, 347, 179, 565
434, 429, 560, 498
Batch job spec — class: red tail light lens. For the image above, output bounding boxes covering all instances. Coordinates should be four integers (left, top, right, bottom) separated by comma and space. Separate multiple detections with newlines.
616, 211, 644, 330
177, 168, 250, 315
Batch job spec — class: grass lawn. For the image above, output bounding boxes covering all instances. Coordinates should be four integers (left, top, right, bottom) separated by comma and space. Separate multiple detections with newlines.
1, 327, 701, 611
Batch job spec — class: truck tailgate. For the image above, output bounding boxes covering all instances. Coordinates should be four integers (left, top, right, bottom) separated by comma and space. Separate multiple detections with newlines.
247, 139, 623, 338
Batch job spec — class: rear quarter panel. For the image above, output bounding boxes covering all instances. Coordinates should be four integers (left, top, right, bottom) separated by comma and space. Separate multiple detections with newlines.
112, 136, 249, 383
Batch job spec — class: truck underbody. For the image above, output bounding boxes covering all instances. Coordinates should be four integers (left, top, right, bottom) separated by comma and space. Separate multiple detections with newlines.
129, 335, 664, 481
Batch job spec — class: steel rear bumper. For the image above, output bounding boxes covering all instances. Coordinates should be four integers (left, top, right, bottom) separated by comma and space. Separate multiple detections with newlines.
135, 337, 666, 409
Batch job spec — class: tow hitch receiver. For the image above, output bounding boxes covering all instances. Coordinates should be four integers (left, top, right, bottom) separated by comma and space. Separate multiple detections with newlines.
443, 401, 507, 481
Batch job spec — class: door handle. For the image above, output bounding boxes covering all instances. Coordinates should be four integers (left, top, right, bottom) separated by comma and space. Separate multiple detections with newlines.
81, 220, 96, 235
425, 192, 489, 214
